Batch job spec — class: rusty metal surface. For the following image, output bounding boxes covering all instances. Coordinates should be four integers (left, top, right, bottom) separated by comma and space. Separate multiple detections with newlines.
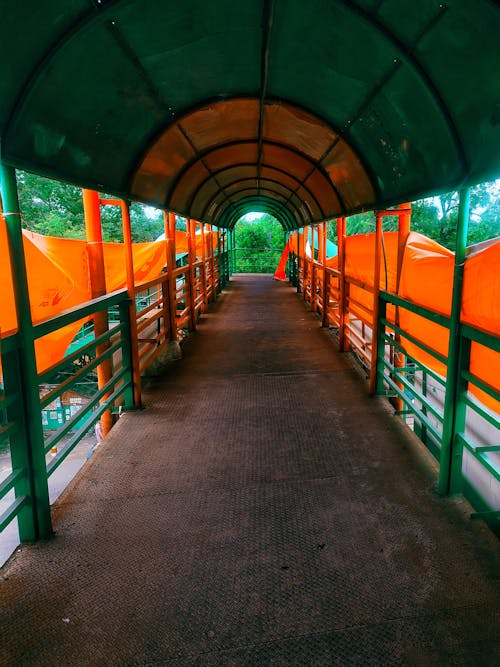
1, 275, 499, 666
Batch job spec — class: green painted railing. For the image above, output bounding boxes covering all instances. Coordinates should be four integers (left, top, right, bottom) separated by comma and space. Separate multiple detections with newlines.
376, 291, 500, 531
234, 248, 283, 274
0, 289, 134, 540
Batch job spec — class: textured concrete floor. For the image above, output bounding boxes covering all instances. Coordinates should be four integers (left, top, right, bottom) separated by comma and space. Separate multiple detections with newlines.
1, 275, 499, 666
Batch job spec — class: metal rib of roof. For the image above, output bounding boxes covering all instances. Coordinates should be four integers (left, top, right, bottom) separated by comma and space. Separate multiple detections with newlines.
0, 1, 498, 229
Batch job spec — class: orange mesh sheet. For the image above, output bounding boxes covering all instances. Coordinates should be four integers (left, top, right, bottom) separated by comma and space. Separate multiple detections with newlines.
0, 228, 220, 375
273, 241, 289, 281
287, 229, 500, 413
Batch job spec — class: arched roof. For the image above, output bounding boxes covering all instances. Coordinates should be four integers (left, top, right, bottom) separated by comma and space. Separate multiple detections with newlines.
1, 0, 499, 229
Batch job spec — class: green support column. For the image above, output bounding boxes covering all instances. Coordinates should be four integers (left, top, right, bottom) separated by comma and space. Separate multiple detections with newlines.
226, 228, 232, 279
438, 188, 471, 496
0, 163, 52, 540
231, 229, 236, 274
215, 226, 222, 292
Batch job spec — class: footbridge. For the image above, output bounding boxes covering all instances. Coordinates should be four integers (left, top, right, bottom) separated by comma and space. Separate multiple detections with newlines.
0, 1, 499, 664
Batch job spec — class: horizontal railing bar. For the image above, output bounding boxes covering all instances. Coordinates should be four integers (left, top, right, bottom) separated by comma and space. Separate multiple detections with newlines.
458, 433, 500, 481
382, 359, 444, 424
37, 322, 124, 384
380, 291, 450, 328
0, 420, 17, 439
33, 289, 129, 339
0, 495, 28, 533
463, 392, 500, 428
46, 381, 130, 478
461, 370, 500, 403
39, 338, 123, 410
380, 331, 446, 386
44, 367, 128, 452
136, 298, 165, 320
381, 320, 448, 367
460, 323, 500, 352
0, 468, 24, 499
382, 373, 443, 445
134, 274, 168, 293
475, 445, 500, 453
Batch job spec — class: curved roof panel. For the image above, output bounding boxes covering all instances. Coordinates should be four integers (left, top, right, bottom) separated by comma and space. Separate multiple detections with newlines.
0, 0, 498, 229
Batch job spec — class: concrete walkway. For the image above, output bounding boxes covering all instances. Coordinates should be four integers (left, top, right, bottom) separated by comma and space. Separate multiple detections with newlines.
1, 275, 498, 666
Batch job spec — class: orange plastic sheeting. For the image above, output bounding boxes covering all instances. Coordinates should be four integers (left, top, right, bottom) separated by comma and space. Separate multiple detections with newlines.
462, 240, 500, 411
289, 228, 500, 413
395, 232, 500, 413
0, 231, 179, 375
102, 241, 167, 292
344, 232, 399, 293
397, 232, 454, 377
462, 240, 500, 333
0, 213, 18, 336
273, 241, 289, 281
23, 231, 93, 374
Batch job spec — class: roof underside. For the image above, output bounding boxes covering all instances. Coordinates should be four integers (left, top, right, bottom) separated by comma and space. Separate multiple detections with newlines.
1, 0, 499, 230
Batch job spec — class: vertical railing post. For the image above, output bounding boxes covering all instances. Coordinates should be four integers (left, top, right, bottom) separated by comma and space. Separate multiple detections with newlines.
375, 296, 388, 395
311, 225, 317, 311
200, 222, 208, 309
321, 221, 329, 326
207, 223, 216, 302
82, 189, 113, 437
215, 226, 222, 293
438, 188, 471, 495
0, 163, 52, 540
302, 226, 309, 301
394, 203, 412, 412
369, 213, 383, 394
118, 298, 135, 410
297, 227, 304, 293
120, 200, 142, 408
186, 218, 197, 331
337, 217, 349, 351
229, 228, 235, 275
164, 212, 178, 340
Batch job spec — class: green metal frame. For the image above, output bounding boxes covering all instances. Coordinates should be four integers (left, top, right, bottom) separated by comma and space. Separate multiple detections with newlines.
0, 291, 135, 540
0, 164, 135, 543
376, 289, 500, 533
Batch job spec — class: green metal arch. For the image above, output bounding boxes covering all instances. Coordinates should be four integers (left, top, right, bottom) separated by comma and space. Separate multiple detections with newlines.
217, 195, 298, 231
209, 186, 307, 230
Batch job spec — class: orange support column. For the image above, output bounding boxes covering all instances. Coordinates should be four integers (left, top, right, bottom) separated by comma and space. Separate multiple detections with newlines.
200, 222, 208, 309
186, 218, 197, 331
311, 226, 317, 311
207, 224, 216, 302
321, 221, 329, 326
163, 212, 178, 341
369, 213, 383, 394
297, 227, 304, 293
393, 202, 412, 411
337, 217, 349, 351
120, 201, 142, 408
82, 189, 113, 436
302, 226, 309, 301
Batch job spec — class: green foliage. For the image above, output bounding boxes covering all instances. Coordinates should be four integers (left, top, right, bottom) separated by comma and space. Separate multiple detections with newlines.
233, 213, 285, 273
234, 213, 285, 249
16, 171, 164, 242
327, 180, 499, 249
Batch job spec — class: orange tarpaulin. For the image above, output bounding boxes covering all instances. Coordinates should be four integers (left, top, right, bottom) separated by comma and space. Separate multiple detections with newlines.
286, 229, 500, 413
1, 226, 222, 374
273, 240, 289, 281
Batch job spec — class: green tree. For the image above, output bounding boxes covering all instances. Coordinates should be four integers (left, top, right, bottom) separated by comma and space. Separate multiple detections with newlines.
234, 213, 284, 249
327, 180, 499, 249
233, 213, 285, 273
16, 171, 164, 242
